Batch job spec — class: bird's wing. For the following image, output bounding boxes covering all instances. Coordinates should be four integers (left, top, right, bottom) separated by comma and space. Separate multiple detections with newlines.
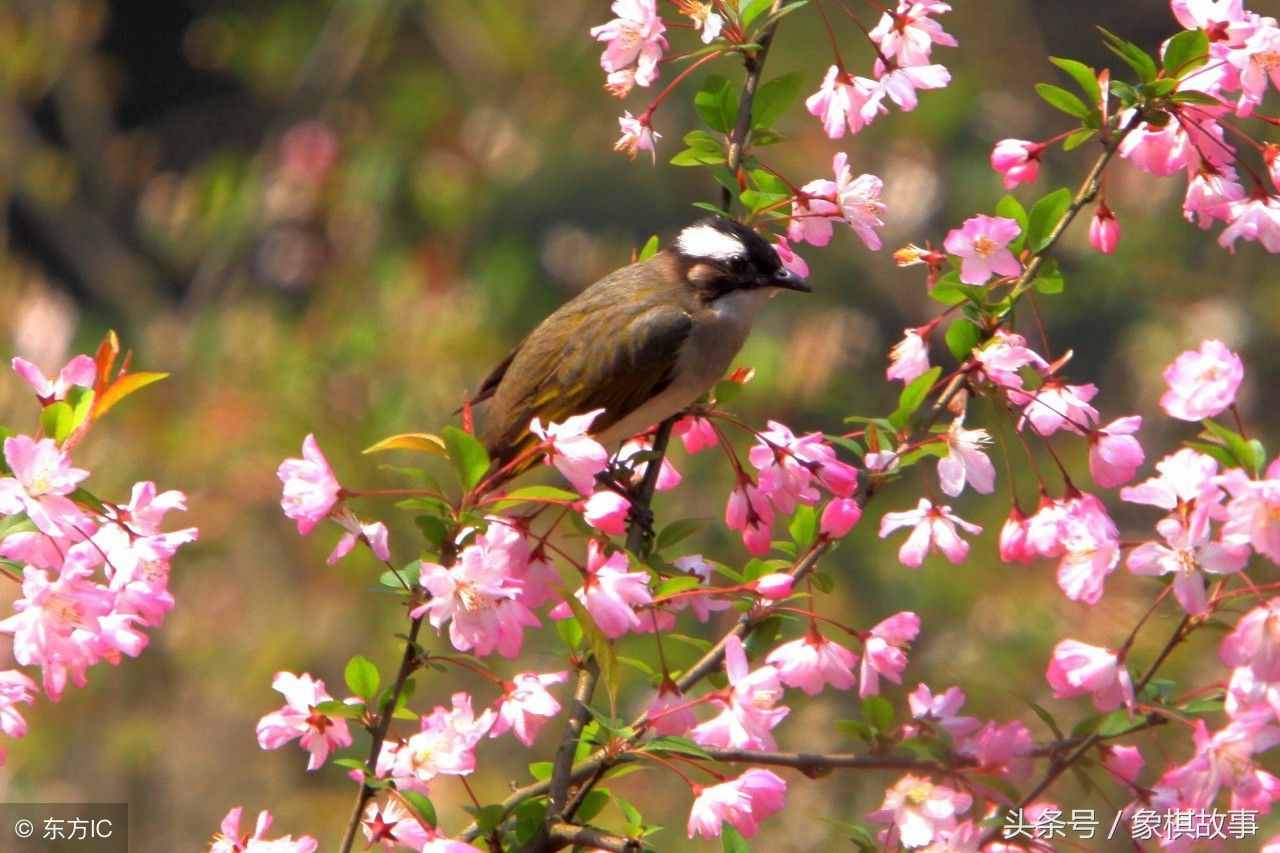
481, 300, 693, 466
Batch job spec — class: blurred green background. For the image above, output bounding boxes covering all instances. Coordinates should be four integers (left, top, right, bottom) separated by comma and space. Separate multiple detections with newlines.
1, 0, 1279, 849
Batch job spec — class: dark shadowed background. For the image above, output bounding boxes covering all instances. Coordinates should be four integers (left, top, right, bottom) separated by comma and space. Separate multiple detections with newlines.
1, 0, 1279, 849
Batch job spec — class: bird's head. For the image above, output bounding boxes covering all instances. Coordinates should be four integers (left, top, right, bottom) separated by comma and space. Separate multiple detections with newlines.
671, 217, 810, 299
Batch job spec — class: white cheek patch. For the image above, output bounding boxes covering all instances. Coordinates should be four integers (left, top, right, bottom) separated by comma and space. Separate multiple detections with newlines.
676, 224, 746, 262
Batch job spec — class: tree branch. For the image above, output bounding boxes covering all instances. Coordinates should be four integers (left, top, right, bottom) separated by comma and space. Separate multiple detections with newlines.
722, 0, 785, 211
547, 660, 602, 821
546, 823, 644, 852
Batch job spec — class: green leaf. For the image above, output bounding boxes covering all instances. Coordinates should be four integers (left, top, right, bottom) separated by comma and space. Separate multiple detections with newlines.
861, 695, 895, 732
441, 426, 490, 491
722, 825, 751, 853
1049, 57, 1100, 107
490, 484, 580, 510
928, 271, 982, 307
1099, 27, 1158, 83
1097, 709, 1135, 737
657, 517, 708, 552
464, 804, 506, 835
333, 757, 370, 772
693, 200, 729, 215
739, 189, 788, 213
788, 505, 817, 548
1025, 187, 1072, 253
1163, 28, 1209, 77
671, 147, 727, 166
1035, 83, 1090, 118
945, 318, 982, 362
836, 718, 874, 743
576, 788, 612, 823
654, 575, 703, 599
889, 366, 942, 429
1025, 700, 1064, 739
363, 432, 447, 456
684, 130, 723, 151
695, 75, 739, 133
313, 699, 364, 719
1185, 440, 1238, 470
615, 794, 644, 832
65, 386, 95, 436
995, 195, 1028, 251
1171, 90, 1223, 106
742, 614, 782, 659
345, 655, 381, 700
645, 735, 713, 759
751, 72, 803, 129
740, 0, 773, 29
40, 402, 74, 444
1063, 128, 1097, 151
638, 235, 660, 261
1181, 696, 1225, 715
528, 761, 554, 781
1033, 257, 1064, 294
1202, 419, 1265, 475
400, 791, 438, 828
555, 615, 583, 650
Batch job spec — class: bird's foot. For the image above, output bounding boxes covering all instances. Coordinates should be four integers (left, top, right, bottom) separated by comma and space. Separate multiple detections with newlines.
626, 502, 655, 546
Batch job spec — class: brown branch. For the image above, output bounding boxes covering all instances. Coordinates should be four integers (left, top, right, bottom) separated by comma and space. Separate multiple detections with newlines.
722, 0, 785, 211
338, 613, 426, 853
700, 747, 949, 775
546, 823, 643, 852
547, 660, 602, 821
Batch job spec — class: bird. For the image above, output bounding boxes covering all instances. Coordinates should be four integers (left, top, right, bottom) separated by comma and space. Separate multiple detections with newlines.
472, 216, 810, 483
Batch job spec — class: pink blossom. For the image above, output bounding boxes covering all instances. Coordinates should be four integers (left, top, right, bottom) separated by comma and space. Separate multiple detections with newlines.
749, 420, 857, 515
767, 632, 858, 696
1159, 339, 1245, 420
692, 635, 789, 750
674, 416, 718, 454
582, 490, 630, 536
590, 0, 666, 88
0, 563, 120, 700
1221, 598, 1280, 682
1045, 640, 1134, 711
753, 572, 794, 600
879, 498, 981, 568
1089, 203, 1121, 254
866, 60, 952, 115
1102, 744, 1144, 786
92, 522, 194, 628
1088, 416, 1144, 488
1185, 165, 1246, 228
1119, 117, 1192, 176
990, 139, 1041, 189
1219, 194, 1280, 253
0, 669, 36, 763
10, 354, 95, 403
833, 153, 887, 250
392, 692, 495, 784
530, 409, 609, 495
907, 683, 979, 738
1226, 665, 1280, 722
327, 517, 389, 566
998, 506, 1035, 565
277, 434, 341, 536
614, 111, 661, 163
1121, 447, 1221, 510
678, 0, 723, 43
1220, 469, 1280, 563
211, 807, 318, 853
956, 720, 1034, 779
0, 435, 89, 536
869, 2, 957, 67
887, 328, 930, 383
1051, 494, 1121, 605
725, 481, 774, 556
821, 497, 862, 539
1268, 143, 1280, 192
687, 769, 787, 839
787, 179, 842, 247
974, 330, 1048, 397
937, 416, 995, 497
255, 672, 352, 771
646, 680, 697, 736
942, 215, 1022, 285
1171, 0, 1259, 42
491, 671, 568, 746
1127, 508, 1248, 615
805, 65, 878, 138
415, 535, 540, 658
773, 237, 810, 278
868, 774, 972, 849
1227, 22, 1280, 116
1157, 719, 1280, 811
860, 611, 920, 697
1018, 381, 1099, 436
618, 434, 682, 491
671, 554, 730, 622
362, 798, 431, 851
551, 541, 652, 639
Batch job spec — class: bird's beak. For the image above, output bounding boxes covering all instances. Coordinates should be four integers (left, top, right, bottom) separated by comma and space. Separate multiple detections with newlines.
768, 267, 811, 293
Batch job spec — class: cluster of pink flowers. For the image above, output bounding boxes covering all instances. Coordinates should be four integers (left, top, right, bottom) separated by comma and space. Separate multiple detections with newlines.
0, 354, 196, 765
805, 1, 956, 139
786, 152, 887, 265
990, 1, 1280, 255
